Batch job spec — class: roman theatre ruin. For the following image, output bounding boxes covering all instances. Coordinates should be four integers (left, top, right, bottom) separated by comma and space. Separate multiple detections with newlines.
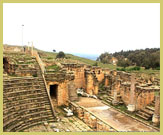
3, 45, 160, 132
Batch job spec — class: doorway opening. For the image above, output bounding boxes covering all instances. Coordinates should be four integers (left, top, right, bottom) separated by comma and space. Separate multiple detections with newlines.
50, 84, 58, 99
3, 57, 9, 74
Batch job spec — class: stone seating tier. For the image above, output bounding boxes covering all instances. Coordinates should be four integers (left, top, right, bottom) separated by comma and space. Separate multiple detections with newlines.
135, 101, 155, 121
3, 75, 55, 132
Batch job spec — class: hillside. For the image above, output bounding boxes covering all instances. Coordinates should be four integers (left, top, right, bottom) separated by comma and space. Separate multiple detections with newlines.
37, 50, 117, 70
112, 48, 160, 70
3, 44, 160, 78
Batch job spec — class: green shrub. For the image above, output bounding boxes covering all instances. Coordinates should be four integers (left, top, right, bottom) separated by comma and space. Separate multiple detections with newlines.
155, 67, 160, 70
116, 68, 120, 71
47, 57, 53, 60
132, 66, 140, 71
116, 67, 126, 71
46, 65, 61, 72
56, 51, 65, 58
93, 62, 98, 66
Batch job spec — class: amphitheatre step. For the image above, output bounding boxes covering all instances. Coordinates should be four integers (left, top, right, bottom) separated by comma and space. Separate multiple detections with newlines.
4, 89, 44, 96
3, 102, 51, 116
150, 102, 155, 106
141, 108, 154, 115
3, 109, 53, 123
5, 115, 55, 132
136, 110, 152, 118
3, 96, 51, 107
106, 99, 113, 104
146, 106, 155, 112
3, 54, 56, 131
107, 96, 113, 101
3, 87, 42, 95
135, 113, 150, 121
4, 93, 48, 101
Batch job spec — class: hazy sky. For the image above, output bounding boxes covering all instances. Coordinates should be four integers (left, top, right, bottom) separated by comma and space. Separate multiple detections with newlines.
3, 3, 160, 55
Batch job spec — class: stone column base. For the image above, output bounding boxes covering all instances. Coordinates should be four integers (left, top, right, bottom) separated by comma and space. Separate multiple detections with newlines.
127, 104, 135, 112
152, 114, 160, 125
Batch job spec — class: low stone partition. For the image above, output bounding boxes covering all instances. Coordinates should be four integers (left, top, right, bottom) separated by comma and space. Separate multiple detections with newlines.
68, 101, 117, 132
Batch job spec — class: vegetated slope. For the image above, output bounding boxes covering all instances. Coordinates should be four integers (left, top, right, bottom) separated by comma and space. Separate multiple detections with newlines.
39, 50, 160, 80
3, 45, 159, 77
113, 48, 160, 70
38, 50, 117, 70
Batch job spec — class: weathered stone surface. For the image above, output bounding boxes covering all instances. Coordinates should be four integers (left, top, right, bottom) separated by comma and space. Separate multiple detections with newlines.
3, 45, 160, 132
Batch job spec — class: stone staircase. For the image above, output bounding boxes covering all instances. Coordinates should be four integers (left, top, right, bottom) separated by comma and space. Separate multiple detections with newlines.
3, 53, 56, 132
98, 84, 123, 105
106, 96, 114, 104
135, 101, 155, 121
98, 84, 113, 102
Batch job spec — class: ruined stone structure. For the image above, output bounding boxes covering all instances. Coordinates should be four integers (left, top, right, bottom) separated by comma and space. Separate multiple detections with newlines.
103, 70, 160, 109
62, 64, 104, 95
85, 68, 99, 95
101, 69, 160, 124
127, 74, 136, 112
3, 45, 160, 131
69, 101, 116, 131
3, 52, 55, 132
152, 95, 160, 126
62, 63, 86, 89
45, 71, 75, 106
91, 66, 105, 82
3, 44, 23, 52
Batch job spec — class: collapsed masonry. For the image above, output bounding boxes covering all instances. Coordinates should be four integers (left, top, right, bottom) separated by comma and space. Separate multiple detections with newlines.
3, 45, 160, 132
102, 70, 160, 124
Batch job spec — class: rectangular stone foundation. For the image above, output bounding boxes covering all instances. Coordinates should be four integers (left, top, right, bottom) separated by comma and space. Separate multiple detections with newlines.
69, 101, 116, 132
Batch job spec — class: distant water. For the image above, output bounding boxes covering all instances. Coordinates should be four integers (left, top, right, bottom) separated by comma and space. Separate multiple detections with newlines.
73, 53, 98, 61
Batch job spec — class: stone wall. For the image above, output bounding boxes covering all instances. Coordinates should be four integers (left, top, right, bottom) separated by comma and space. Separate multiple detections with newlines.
103, 70, 160, 111
85, 70, 99, 95
68, 101, 116, 132
74, 67, 86, 89
45, 71, 75, 106
57, 81, 69, 106
46, 81, 69, 106
3, 45, 23, 52
120, 82, 159, 110
62, 63, 86, 89
62, 64, 106, 96
68, 81, 78, 102
32, 50, 46, 73
91, 66, 105, 82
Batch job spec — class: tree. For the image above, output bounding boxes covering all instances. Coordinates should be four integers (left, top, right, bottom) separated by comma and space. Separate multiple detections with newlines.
56, 51, 65, 58
113, 48, 160, 69
53, 49, 56, 52
96, 52, 112, 64
117, 59, 131, 68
